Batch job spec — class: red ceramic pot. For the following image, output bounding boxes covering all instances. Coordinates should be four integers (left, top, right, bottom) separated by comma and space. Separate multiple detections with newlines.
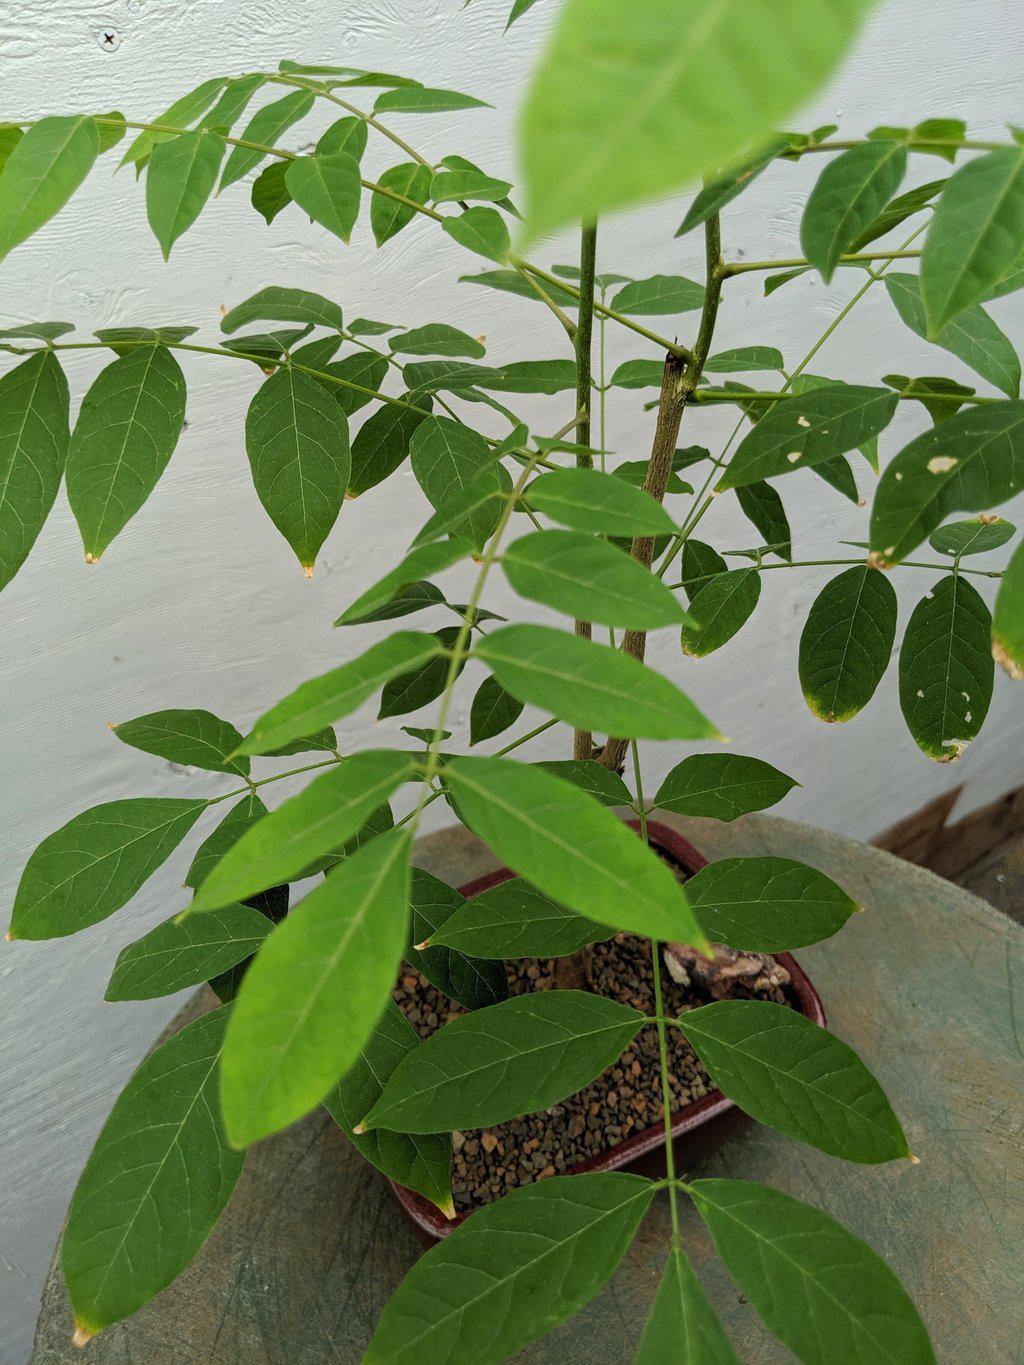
389, 818, 826, 1242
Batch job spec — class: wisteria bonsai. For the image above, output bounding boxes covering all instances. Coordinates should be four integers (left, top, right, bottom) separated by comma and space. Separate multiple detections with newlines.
3, 0, 1023, 1358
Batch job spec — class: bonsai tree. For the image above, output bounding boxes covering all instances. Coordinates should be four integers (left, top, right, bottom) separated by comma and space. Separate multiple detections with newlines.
4, 0, 1022, 1357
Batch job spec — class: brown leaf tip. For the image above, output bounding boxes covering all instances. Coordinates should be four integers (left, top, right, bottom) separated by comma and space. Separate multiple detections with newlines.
71, 1324, 95, 1349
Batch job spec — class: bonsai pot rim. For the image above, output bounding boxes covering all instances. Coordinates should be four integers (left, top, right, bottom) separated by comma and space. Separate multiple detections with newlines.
388, 817, 827, 1242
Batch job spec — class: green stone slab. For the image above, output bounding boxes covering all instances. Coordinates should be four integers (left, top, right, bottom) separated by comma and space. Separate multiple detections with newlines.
32, 813, 1024, 1362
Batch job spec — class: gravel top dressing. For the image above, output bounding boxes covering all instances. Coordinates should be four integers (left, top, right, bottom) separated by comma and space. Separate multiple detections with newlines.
392, 927, 793, 1213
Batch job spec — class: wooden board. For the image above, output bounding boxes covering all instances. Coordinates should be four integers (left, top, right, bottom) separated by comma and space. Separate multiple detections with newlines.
32, 813, 1024, 1363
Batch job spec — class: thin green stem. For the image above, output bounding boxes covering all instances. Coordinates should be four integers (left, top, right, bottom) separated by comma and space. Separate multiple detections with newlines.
268, 75, 434, 168
513, 263, 578, 340
722, 248, 922, 276
791, 136, 1009, 156
667, 556, 1002, 591
509, 257, 693, 361
205, 754, 344, 807
631, 739, 681, 1247
573, 223, 599, 760
655, 219, 931, 582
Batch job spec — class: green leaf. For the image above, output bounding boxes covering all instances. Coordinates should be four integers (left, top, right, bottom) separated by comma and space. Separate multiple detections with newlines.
635, 1248, 740, 1365
799, 566, 897, 722
222, 284, 345, 335
430, 169, 512, 203
507, 0, 542, 26
410, 415, 501, 546
526, 467, 676, 536
403, 359, 497, 394
324, 999, 453, 1217
92, 112, 126, 154
363, 991, 642, 1132
0, 115, 99, 262
502, 529, 689, 629
734, 482, 791, 560
390, 323, 485, 359
237, 631, 442, 755
869, 401, 1024, 564
221, 828, 411, 1146
654, 753, 797, 822
441, 206, 510, 261
685, 856, 857, 952
111, 707, 249, 776
146, 130, 225, 258
365, 1173, 653, 1363
610, 359, 666, 390
65, 344, 187, 563
106, 902, 271, 1001
677, 138, 791, 236
884, 373, 977, 426
61, 1007, 243, 1337
478, 358, 577, 394
908, 116, 965, 162
375, 87, 489, 114
443, 755, 708, 944
335, 542, 469, 624
94, 324, 197, 356
318, 351, 388, 417
899, 575, 994, 761
683, 1000, 908, 1162
930, 516, 1016, 557
0, 320, 74, 341
470, 674, 524, 744
848, 177, 945, 253
276, 63, 420, 86
0, 123, 23, 174
120, 78, 227, 170
10, 798, 206, 941
716, 386, 898, 491
885, 272, 1020, 398
378, 627, 463, 718
763, 265, 809, 296
285, 151, 362, 243
704, 346, 785, 374
680, 539, 726, 600
610, 275, 704, 315
316, 116, 368, 161
800, 141, 907, 281
349, 393, 432, 496
681, 569, 761, 657
533, 759, 633, 807
429, 877, 605, 959
993, 537, 1024, 679
185, 794, 266, 891
199, 73, 266, 133
459, 268, 579, 307
220, 90, 315, 189
245, 365, 350, 573
477, 624, 718, 739
292, 335, 343, 368
408, 869, 510, 1010
371, 161, 433, 246
691, 1180, 935, 1363
243, 167, 300, 218
519, 0, 879, 244
0, 351, 69, 591
190, 750, 413, 912
984, 249, 1024, 302
337, 580, 443, 630
921, 147, 1024, 335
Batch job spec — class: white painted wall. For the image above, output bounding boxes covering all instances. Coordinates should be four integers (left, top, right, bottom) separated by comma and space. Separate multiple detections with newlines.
1, 0, 1022, 1356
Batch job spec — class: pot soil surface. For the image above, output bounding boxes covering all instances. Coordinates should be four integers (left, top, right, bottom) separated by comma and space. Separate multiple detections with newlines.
392, 929, 794, 1214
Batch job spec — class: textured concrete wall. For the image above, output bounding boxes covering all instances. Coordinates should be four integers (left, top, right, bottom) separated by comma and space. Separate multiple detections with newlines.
1, 1, 1022, 1357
